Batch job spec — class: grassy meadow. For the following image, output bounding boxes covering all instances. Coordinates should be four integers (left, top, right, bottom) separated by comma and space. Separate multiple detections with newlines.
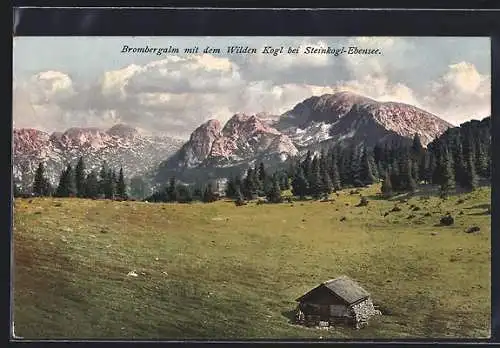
12, 184, 491, 339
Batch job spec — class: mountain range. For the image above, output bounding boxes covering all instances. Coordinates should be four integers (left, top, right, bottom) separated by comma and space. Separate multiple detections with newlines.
13, 124, 184, 189
13, 91, 454, 190
154, 91, 453, 183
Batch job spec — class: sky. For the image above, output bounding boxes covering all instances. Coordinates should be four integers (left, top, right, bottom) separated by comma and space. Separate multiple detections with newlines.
12, 36, 491, 139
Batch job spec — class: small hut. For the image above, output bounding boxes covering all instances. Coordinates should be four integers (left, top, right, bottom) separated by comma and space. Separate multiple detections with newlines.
295, 276, 381, 329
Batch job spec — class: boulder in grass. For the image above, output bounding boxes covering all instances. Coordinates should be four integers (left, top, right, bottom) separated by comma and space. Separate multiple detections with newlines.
465, 226, 481, 234
440, 215, 454, 226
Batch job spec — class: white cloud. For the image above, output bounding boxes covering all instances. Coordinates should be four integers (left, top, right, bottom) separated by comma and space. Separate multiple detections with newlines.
422, 61, 491, 123
12, 49, 490, 139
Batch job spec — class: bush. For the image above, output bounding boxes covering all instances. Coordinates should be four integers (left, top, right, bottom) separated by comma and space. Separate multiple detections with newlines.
440, 215, 454, 226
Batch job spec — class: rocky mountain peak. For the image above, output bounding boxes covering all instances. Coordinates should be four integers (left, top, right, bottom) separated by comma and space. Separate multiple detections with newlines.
107, 124, 139, 138
277, 92, 376, 130
223, 113, 281, 137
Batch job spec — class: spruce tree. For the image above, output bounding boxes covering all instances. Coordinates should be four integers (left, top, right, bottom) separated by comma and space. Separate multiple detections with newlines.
463, 137, 479, 191
359, 147, 376, 186
330, 159, 341, 192
166, 177, 177, 202
291, 167, 309, 199
13, 183, 21, 198
84, 171, 100, 199
266, 175, 283, 203
99, 162, 109, 196
75, 157, 86, 198
177, 185, 193, 203
202, 183, 218, 203
104, 169, 116, 200
339, 147, 353, 187
55, 164, 76, 197
33, 162, 47, 196
350, 145, 363, 187
452, 138, 466, 186
302, 150, 313, 182
438, 146, 455, 199
381, 171, 393, 198
389, 160, 401, 192
279, 170, 291, 190
258, 162, 267, 183
116, 167, 127, 199
243, 168, 258, 200
225, 176, 238, 199
475, 141, 488, 178
411, 133, 424, 160
408, 160, 417, 193
309, 156, 323, 198
234, 186, 245, 205
320, 161, 333, 196
129, 176, 149, 200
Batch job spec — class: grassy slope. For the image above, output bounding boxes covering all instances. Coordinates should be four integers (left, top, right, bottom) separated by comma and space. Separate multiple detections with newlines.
13, 184, 491, 339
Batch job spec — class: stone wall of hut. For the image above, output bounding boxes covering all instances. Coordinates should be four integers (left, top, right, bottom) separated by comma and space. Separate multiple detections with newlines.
350, 298, 382, 328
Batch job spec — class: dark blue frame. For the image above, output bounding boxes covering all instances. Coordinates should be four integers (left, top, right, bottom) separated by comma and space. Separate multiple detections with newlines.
7, 6, 499, 347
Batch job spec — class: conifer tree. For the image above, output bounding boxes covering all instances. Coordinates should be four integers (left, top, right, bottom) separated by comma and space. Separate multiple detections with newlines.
166, 177, 177, 202
242, 168, 258, 200
279, 170, 291, 190
202, 182, 218, 203
330, 159, 341, 192
349, 145, 363, 187
359, 147, 376, 186
390, 159, 401, 192
75, 157, 86, 198
99, 162, 109, 196
176, 185, 193, 203
104, 169, 116, 199
33, 162, 48, 196
437, 146, 455, 199
84, 171, 100, 199
339, 147, 353, 187
373, 143, 384, 167
302, 150, 313, 182
225, 176, 238, 199
55, 164, 76, 197
13, 183, 21, 198
291, 167, 309, 199
129, 176, 149, 200
408, 160, 417, 193
266, 174, 283, 203
452, 138, 466, 186
116, 167, 127, 199
192, 185, 203, 201
411, 133, 424, 160
381, 171, 393, 198
462, 137, 479, 191
475, 141, 488, 178
309, 156, 323, 198
258, 162, 267, 183
320, 160, 333, 196
234, 186, 245, 205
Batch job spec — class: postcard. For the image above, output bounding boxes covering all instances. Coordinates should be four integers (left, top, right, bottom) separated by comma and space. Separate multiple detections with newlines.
11, 36, 491, 340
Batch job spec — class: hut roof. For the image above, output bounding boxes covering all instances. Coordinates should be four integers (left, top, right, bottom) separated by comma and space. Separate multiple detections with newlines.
296, 275, 370, 305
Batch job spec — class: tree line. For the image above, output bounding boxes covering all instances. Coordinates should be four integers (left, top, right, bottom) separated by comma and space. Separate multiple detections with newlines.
15, 117, 490, 203
145, 117, 491, 205
18, 157, 128, 200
